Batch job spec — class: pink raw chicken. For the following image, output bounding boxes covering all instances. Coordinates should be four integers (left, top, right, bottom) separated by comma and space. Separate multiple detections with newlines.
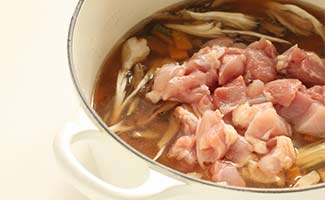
218, 48, 246, 85
146, 63, 211, 104
307, 85, 325, 105
244, 39, 278, 83
210, 161, 246, 187
276, 45, 325, 85
277, 90, 325, 138
147, 39, 281, 105
238, 103, 292, 154
213, 76, 247, 114
226, 135, 254, 167
264, 79, 302, 107
258, 136, 296, 175
191, 95, 214, 117
168, 135, 197, 165
186, 46, 223, 87
196, 110, 238, 167
246, 79, 265, 99
294, 102, 325, 138
147, 46, 224, 104
246, 80, 267, 105
168, 106, 199, 165
277, 91, 314, 122
146, 63, 184, 103
175, 106, 199, 135
232, 102, 258, 129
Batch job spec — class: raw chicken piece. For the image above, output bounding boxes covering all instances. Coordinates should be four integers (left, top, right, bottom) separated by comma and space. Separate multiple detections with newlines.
307, 85, 325, 105
277, 91, 314, 122
276, 88, 325, 137
294, 102, 325, 138
276, 45, 325, 85
213, 76, 247, 114
186, 46, 223, 87
168, 106, 199, 165
232, 102, 259, 129
168, 135, 197, 165
146, 63, 185, 103
264, 79, 302, 107
244, 39, 278, 83
147, 46, 223, 104
246, 80, 267, 105
175, 106, 199, 135
210, 161, 246, 187
191, 95, 214, 117
219, 49, 246, 85
226, 135, 254, 167
244, 103, 292, 154
247, 38, 278, 59
246, 79, 265, 99
146, 64, 211, 104
196, 110, 238, 167
166, 71, 210, 103
258, 136, 296, 175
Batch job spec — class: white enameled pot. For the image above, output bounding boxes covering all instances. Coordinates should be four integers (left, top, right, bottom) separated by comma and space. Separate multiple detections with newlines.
53, 0, 325, 199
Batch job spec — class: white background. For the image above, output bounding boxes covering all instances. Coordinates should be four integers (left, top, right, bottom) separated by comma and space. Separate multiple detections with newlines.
0, 0, 88, 199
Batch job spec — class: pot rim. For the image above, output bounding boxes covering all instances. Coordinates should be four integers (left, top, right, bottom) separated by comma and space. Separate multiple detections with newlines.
67, 0, 325, 193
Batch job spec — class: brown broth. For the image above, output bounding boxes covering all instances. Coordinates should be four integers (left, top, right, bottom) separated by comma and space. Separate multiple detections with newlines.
93, 0, 325, 188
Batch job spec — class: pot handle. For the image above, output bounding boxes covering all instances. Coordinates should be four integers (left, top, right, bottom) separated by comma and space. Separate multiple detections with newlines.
53, 110, 185, 200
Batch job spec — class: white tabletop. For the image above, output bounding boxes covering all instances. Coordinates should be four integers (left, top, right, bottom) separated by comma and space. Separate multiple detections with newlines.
0, 0, 88, 199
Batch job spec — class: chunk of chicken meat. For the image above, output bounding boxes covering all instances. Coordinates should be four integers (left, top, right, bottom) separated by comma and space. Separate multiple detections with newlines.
232, 102, 292, 154
276, 45, 325, 85
277, 90, 325, 138
213, 76, 247, 114
175, 106, 199, 135
210, 161, 246, 187
146, 63, 211, 104
196, 110, 238, 167
277, 91, 314, 122
168, 106, 198, 165
168, 135, 197, 165
218, 48, 246, 85
307, 85, 325, 105
226, 135, 254, 167
295, 103, 325, 138
258, 136, 296, 175
264, 79, 302, 107
244, 39, 278, 83
191, 95, 214, 117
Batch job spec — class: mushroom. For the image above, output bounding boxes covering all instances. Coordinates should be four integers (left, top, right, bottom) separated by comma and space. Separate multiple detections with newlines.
293, 170, 321, 187
165, 22, 223, 38
179, 10, 258, 30
296, 140, 325, 171
241, 160, 286, 187
266, 2, 325, 44
318, 168, 325, 182
153, 115, 180, 161
165, 22, 291, 44
111, 37, 150, 124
